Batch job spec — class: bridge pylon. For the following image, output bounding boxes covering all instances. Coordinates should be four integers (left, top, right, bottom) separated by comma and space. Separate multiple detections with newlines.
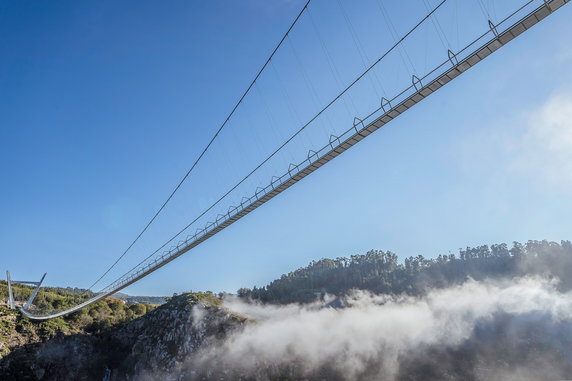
5, 271, 47, 310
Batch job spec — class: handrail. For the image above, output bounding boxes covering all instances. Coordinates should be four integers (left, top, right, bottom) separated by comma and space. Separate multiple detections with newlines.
20, 0, 568, 320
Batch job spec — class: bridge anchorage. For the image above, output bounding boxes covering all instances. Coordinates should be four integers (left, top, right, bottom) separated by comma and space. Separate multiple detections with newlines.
5, 271, 47, 311
11, 0, 570, 320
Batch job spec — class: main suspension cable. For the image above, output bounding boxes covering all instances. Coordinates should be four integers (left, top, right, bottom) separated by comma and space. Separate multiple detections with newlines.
101, 0, 449, 293
87, 0, 312, 291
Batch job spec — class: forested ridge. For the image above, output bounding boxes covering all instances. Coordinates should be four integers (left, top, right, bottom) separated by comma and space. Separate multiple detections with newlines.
239, 240, 572, 303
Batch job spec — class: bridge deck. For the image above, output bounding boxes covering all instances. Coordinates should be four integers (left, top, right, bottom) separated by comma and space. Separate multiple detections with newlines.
20, 0, 569, 320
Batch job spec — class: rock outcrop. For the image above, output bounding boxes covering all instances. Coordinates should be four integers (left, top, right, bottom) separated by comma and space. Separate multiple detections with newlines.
0, 293, 246, 381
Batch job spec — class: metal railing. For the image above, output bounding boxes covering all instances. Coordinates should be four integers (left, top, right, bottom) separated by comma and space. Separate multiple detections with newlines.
19, 0, 569, 320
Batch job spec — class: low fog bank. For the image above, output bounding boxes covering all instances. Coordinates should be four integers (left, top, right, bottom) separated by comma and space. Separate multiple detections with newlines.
164, 276, 572, 381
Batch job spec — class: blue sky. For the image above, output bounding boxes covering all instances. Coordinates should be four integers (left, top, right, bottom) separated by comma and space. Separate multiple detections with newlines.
1, 0, 571, 296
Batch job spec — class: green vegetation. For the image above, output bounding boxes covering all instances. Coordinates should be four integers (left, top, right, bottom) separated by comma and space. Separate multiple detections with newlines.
239, 240, 572, 304
0, 290, 235, 380
0, 282, 156, 358
0, 282, 94, 313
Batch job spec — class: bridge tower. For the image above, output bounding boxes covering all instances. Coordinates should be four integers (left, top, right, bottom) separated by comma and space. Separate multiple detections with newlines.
5, 271, 47, 310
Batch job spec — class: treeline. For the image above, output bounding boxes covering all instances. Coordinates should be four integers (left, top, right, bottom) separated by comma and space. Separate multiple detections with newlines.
238, 240, 572, 304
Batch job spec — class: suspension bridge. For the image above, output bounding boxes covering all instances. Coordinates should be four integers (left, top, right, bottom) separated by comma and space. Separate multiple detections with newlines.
6, 0, 569, 320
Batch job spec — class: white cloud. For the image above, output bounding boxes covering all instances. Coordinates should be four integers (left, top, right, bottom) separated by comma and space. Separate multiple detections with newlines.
456, 89, 572, 193
507, 91, 572, 187
190, 277, 572, 380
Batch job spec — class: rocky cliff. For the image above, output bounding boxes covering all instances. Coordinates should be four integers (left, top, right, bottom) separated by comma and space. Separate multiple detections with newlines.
0, 293, 246, 381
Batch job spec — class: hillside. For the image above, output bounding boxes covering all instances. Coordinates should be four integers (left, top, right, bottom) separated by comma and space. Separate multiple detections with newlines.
0, 282, 154, 359
0, 292, 244, 380
0, 240, 571, 380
